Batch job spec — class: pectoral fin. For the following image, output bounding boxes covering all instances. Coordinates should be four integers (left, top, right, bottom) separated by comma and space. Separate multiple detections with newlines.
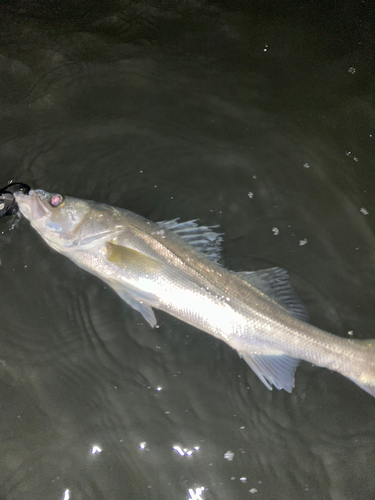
110, 284, 158, 327
104, 243, 162, 327
105, 242, 162, 273
239, 351, 300, 392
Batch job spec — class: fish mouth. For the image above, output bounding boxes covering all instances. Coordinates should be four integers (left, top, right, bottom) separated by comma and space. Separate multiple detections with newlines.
14, 189, 51, 222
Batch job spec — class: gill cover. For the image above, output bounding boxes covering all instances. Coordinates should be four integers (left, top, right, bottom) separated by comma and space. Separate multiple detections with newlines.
14, 189, 123, 251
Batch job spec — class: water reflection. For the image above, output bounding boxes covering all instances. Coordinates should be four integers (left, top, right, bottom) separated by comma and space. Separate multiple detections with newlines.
188, 486, 205, 500
172, 445, 200, 457
62, 489, 70, 500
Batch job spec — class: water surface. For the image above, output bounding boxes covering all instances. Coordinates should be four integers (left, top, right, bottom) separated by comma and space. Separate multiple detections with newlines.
0, 1, 374, 499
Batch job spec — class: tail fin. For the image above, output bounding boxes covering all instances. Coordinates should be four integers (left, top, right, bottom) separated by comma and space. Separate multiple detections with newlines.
351, 381, 375, 398
348, 339, 375, 398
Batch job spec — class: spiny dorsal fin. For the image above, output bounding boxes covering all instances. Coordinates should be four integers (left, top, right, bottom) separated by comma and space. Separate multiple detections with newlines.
236, 267, 309, 322
157, 218, 223, 263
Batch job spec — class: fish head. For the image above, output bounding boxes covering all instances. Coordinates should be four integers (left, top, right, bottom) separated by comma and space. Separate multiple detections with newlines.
14, 189, 98, 252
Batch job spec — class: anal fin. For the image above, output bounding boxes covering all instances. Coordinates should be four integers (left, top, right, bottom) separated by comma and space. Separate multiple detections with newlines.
239, 351, 300, 392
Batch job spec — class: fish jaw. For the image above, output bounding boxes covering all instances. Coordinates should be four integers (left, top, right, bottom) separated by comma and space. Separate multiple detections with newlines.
15, 189, 125, 255
15, 189, 68, 251
14, 189, 52, 223
14, 189, 92, 253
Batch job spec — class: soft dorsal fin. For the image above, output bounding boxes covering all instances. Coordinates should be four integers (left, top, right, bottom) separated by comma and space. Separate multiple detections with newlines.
157, 218, 223, 263
236, 267, 309, 322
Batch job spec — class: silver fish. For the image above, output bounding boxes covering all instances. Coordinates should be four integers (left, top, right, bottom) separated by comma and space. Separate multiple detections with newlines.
14, 189, 375, 397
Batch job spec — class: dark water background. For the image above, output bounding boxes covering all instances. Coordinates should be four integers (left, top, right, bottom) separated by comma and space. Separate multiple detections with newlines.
1, 1, 375, 499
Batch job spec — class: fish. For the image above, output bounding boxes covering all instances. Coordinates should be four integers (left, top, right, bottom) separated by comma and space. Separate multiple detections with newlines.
14, 188, 375, 398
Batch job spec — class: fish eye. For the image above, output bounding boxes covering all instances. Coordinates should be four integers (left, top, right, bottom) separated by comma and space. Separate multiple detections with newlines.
49, 194, 64, 208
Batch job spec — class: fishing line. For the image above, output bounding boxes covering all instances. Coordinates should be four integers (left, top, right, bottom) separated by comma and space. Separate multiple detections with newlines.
0, 182, 31, 218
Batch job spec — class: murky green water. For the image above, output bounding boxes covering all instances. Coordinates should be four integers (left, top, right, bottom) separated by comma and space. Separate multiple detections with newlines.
0, 1, 374, 499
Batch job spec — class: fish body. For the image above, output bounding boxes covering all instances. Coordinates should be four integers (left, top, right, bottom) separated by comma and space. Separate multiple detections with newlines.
14, 189, 375, 397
